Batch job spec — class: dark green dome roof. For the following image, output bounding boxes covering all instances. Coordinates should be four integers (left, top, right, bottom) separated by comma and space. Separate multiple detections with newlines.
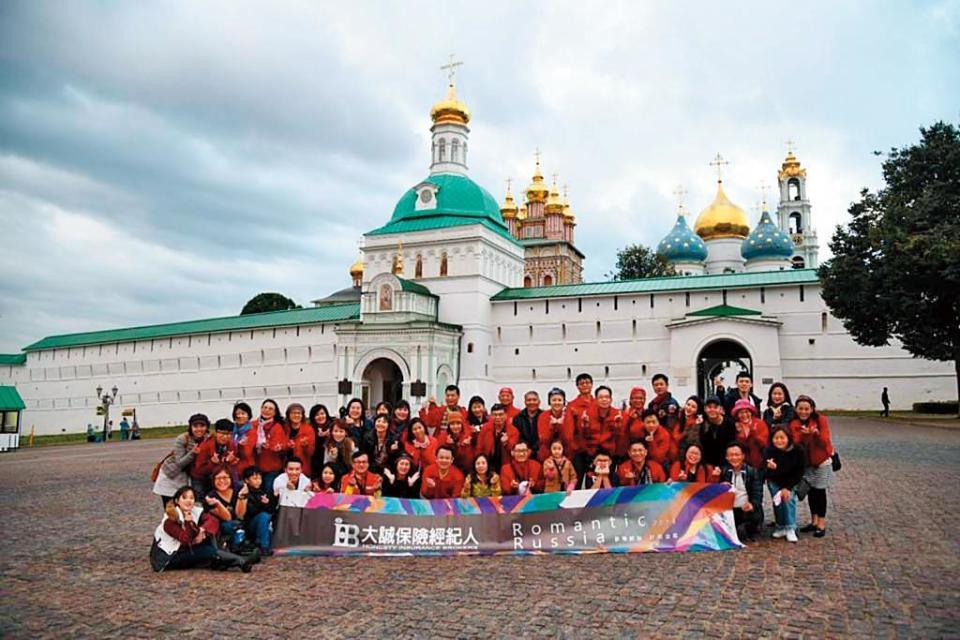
388, 173, 505, 226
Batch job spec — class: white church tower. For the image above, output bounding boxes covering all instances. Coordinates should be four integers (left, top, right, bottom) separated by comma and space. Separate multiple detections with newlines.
776, 143, 819, 268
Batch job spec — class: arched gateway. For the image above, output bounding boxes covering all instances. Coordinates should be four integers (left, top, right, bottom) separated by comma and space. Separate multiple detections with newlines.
361, 358, 404, 409
696, 339, 752, 399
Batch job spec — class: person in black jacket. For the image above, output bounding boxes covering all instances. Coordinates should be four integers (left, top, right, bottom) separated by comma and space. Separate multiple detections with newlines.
763, 427, 806, 543
724, 371, 763, 416
239, 466, 277, 555
720, 442, 764, 542
362, 414, 400, 473
699, 396, 737, 468
381, 454, 422, 498
512, 391, 543, 454
762, 382, 795, 429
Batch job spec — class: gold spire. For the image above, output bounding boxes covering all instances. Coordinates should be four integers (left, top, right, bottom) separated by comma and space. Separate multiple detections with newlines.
430, 55, 470, 126
779, 140, 806, 180
349, 251, 364, 283
391, 240, 404, 276
545, 174, 563, 213
526, 147, 549, 203
500, 177, 519, 219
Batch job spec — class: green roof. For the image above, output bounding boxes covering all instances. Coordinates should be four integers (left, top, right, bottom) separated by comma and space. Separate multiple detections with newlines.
23, 303, 360, 352
0, 386, 25, 411
492, 268, 820, 300
367, 173, 520, 245
686, 304, 763, 317
397, 278, 435, 297
0, 354, 26, 366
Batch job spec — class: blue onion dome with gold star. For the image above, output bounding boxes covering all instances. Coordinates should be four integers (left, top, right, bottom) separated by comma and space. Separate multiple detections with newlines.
741, 209, 795, 260
657, 207, 708, 262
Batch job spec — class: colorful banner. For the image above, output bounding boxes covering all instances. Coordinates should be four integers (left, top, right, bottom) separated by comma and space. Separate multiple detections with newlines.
273, 483, 742, 556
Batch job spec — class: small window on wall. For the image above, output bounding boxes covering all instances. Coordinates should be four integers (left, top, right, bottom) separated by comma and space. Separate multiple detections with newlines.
543, 274, 553, 286
467, 342, 474, 353
2, 411, 18, 434
415, 255, 423, 278
821, 312, 828, 333
524, 275, 533, 288
440, 253, 448, 277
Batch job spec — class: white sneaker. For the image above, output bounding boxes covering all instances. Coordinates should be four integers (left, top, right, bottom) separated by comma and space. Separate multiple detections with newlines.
772, 528, 787, 539
786, 530, 798, 543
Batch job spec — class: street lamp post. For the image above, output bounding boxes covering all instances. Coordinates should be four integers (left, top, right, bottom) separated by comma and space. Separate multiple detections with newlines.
96, 385, 119, 443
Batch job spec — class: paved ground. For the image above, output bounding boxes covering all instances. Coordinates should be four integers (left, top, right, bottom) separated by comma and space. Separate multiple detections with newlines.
1, 417, 957, 639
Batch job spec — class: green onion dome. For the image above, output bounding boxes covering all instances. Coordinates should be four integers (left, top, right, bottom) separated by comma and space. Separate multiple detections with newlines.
741, 210, 794, 260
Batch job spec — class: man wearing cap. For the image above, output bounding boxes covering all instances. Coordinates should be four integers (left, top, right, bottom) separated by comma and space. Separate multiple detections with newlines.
184, 413, 212, 495
499, 387, 521, 421
476, 404, 520, 472
699, 396, 737, 470
512, 390, 543, 454
194, 419, 240, 484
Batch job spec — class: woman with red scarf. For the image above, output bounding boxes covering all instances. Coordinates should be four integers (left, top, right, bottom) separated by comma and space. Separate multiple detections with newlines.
285, 403, 316, 479
252, 399, 288, 491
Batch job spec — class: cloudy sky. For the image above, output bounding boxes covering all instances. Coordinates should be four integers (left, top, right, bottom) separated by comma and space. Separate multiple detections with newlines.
0, 1, 958, 352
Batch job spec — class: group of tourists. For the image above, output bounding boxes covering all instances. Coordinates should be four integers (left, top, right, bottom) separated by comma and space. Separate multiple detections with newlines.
150, 371, 836, 572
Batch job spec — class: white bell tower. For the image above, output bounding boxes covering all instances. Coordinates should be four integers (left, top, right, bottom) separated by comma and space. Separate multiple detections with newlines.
776, 141, 819, 269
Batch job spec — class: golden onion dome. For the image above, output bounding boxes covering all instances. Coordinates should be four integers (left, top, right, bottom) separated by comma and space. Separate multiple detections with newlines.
545, 180, 563, 214
349, 254, 364, 278
430, 83, 470, 126
694, 181, 750, 240
500, 188, 519, 219
778, 151, 807, 180
526, 162, 549, 203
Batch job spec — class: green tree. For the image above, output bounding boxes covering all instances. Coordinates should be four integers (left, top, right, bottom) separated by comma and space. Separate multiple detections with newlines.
607, 243, 676, 280
240, 292, 300, 315
819, 121, 960, 408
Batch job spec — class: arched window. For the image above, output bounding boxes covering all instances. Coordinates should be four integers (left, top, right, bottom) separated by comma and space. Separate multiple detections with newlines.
789, 212, 803, 234
451, 139, 459, 163
543, 274, 553, 286
523, 275, 532, 288
462, 142, 467, 164
792, 256, 806, 269
440, 252, 448, 277
415, 254, 423, 279
438, 139, 446, 162
788, 178, 801, 201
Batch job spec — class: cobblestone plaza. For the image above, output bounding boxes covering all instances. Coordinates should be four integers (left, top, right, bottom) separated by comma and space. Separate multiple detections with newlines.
1, 417, 957, 638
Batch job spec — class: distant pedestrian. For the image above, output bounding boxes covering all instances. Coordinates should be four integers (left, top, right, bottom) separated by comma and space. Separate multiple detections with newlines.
131, 419, 141, 440
86, 423, 97, 443
881, 387, 890, 417
119, 417, 130, 441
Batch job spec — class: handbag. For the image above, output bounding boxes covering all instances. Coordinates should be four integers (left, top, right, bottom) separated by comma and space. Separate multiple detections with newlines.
151, 452, 174, 482
831, 450, 842, 473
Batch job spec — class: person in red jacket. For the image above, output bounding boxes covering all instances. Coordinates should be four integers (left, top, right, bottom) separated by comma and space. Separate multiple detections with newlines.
567, 373, 596, 479
500, 441, 543, 495
620, 387, 647, 460
669, 443, 711, 482
252, 399, 288, 490
475, 404, 520, 473
285, 403, 316, 479
790, 395, 834, 538
194, 419, 239, 487
445, 411, 475, 473
232, 402, 257, 478
420, 385, 469, 437
537, 388, 574, 462
403, 418, 439, 471
498, 387, 521, 422
731, 399, 770, 471
581, 386, 621, 462
617, 440, 666, 486
630, 409, 673, 470
420, 446, 465, 499
340, 451, 383, 496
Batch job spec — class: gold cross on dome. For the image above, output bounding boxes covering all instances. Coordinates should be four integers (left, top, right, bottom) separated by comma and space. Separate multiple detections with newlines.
534, 147, 542, 167
551, 172, 559, 187
505, 177, 512, 193
785, 138, 796, 154
709, 153, 729, 182
441, 54, 463, 86
563, 183, 569, 199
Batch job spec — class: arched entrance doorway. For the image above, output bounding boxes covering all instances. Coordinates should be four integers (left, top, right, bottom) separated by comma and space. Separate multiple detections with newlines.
696, 340, 752, 399
361, 358, 404, 409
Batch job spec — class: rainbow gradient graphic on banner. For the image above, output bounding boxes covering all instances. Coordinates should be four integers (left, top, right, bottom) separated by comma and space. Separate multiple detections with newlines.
274, 483, 742, 557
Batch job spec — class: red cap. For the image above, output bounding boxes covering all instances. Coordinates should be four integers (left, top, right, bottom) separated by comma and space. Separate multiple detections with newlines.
630, 387, 646, 398
499, 387, 514, 396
